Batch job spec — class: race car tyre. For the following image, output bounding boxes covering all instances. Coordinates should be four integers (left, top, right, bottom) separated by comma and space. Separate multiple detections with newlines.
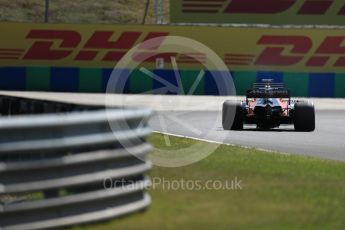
293, 102, 315, 132
222, 100, 244, 130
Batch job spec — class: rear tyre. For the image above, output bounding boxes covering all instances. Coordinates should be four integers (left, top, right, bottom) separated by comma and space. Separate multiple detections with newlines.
293, 102, 315, 132
222, 100, 244, 130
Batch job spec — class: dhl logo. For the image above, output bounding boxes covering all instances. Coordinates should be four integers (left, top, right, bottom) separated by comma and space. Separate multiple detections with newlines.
24, 30, 169, 62
182, 0, 345, 15
225, 35, 345, 67
2, 29, 345, 69
0, 30, 206, 64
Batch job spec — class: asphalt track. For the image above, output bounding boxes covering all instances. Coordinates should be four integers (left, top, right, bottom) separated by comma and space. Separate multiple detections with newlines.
149, 110, 345, 162
1, 91, 345, 162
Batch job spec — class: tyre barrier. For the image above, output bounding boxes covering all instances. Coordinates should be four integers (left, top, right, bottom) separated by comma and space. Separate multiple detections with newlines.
0, 95, 153, 230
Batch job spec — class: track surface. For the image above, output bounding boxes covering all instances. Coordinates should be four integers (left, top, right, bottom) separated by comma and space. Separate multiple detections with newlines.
149, 110, 345, 162
1, 91, 345, 161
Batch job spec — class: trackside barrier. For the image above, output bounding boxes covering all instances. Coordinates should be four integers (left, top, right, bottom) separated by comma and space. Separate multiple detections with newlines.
0, 95, 152, 230
1, 22, 345, 97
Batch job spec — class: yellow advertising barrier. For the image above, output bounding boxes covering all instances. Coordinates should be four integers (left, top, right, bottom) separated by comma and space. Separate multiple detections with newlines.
1, 22, 345, 73
170, 0, 345, 25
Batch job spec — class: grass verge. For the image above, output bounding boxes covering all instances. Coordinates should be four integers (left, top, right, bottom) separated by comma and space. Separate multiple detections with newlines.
72, 133, 345, 230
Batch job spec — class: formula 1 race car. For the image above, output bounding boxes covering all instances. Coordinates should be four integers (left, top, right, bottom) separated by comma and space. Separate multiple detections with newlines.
222, 79, 315, 131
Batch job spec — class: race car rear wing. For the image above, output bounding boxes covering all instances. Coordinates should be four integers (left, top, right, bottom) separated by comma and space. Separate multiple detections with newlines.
253, 83, 286, 89
246, 89, 291, 98
246, 80, 291, 105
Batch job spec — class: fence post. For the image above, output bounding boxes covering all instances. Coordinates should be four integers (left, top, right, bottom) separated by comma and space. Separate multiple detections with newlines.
155, 0, 164, 24
44, 0, 50, 23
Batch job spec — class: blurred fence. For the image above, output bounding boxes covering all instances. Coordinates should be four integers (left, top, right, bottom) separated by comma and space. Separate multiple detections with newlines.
0, 95, 152, 230
44, 0, 49, 23
0, 0, 167, 25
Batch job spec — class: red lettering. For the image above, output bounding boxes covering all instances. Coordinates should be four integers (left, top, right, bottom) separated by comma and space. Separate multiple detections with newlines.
23, 30, 81, 60
316, 36, 345, 54
139, 32, 169, 50
76, 31, 168, 61
335, 57, 345, 66
306, 56, 330, 66
298, 0, 333, 14
316, 36, 345, 66
84, 31, 141, 49
224, 0, 345, 15
225, 0, 295, 14
75, 51, 98, 61
77, 31, 141, 61
255, 36, 312, 66
103, 51, 127, 61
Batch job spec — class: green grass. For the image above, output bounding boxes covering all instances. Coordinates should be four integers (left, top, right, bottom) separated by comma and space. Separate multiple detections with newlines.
72, 133, 345, 230
0, 0, 170, 24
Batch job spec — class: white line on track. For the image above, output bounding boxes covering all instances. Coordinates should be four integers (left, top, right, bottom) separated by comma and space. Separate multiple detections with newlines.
153, 131, 290, 155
